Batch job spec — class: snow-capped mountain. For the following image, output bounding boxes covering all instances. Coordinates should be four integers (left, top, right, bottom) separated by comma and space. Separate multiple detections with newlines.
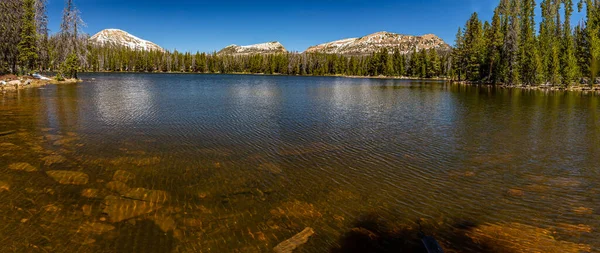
305, 31, 450, 55
217, 42, 287, 55
89, 29, 164, 52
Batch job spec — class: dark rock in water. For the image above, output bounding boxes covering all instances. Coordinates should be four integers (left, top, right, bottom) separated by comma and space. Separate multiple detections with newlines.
273, 227, 315, 253
102, 195, 162, 222
113, 170, 135, 183
8, 162, 38, 172
98, 219, 175, 253
46, 170, 89, 185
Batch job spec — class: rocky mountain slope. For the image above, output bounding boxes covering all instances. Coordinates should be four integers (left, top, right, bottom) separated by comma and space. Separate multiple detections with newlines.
217, 42, 287, 55
305, 31, 450, 55
90, 29, 164, 52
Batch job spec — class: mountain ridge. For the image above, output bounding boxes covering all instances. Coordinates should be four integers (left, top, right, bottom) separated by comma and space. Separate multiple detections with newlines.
305, 31, 451, 55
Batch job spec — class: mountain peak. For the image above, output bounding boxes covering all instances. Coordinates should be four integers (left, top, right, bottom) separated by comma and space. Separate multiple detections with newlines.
305, 31, 450, 55
218, 41, 287, 55
90, 29, 164, 52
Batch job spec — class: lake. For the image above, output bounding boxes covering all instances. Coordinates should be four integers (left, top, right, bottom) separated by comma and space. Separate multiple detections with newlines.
0, 73, 598, 252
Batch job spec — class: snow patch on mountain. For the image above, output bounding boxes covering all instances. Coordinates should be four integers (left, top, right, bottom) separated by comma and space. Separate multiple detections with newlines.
218, 41, 287, 55
90, 29, 164, 52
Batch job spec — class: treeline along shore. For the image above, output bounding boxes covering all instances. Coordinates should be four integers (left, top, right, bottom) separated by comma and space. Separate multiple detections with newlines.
2, 0, 600, 91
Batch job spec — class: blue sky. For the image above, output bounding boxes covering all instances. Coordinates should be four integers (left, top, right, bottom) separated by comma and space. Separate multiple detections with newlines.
45, 0, 586, 52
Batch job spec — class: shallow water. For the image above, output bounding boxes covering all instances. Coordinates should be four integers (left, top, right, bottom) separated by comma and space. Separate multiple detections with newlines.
0, 73, 598, 252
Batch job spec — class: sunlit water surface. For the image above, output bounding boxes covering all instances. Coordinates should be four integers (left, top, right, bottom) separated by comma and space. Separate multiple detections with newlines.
0, 73, 598, 252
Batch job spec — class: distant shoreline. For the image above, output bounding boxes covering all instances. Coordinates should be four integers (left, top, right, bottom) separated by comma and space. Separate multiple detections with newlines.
11, 71, 598, 93
451, 81, 600, 93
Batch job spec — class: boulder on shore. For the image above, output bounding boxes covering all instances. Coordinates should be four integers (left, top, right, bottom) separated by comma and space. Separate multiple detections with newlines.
7, 80, 21, 86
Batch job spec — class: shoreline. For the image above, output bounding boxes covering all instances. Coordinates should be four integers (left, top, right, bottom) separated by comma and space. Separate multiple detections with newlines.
451, 81, 600, 93
0, 77, 81, 92
4, 71, 599, 94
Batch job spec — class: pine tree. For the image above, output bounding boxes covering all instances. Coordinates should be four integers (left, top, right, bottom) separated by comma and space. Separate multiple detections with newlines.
504, 0, 521, 85
1, 0, 24, 73
59, 0, 86, 70
487, 7, 505, 83
35, 0, 49, 71
464, 12, 484, 81
580, 0, 600, 85
452, 27, 465, 81
561, 0, 579, 86
519, 0, 542, 85
540, 0, 561, 84
18, 0, 39, 73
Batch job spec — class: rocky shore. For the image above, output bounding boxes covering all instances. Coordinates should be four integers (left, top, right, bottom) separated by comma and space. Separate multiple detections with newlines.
0, 74, 81, 92
453, 80, 600, 93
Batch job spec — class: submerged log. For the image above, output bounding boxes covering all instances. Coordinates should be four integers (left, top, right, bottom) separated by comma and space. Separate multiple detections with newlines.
0, 130, 17, 136
273, 227, 315, 253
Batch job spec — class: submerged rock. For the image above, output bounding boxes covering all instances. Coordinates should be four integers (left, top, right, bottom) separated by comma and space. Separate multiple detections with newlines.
271, 200, 322, 219
52, 137, 79, 146
8, 162, 38, 172
124, 188, 169, 204
506, 189, 525, 197
273, 227, 315, 253
42, 155, 67, 166
113, 170, 135, 183
102, 195, 161, 222
42, 204, 61, 212
150, 213, 177, 232
0, 181, 9, 192
573, 207, 593, 215
259, 162, 283, 174
0, 142, 19, 151
181, 217, 203, 227
557, 223, 593, 234
109, 156, 161, 166
77, 222, 115, 234
46, 170, 89, 185
82, 204, 93, 216
81, 188, 100, 198
466, 222, 591, 253
106, 181, 131, 195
